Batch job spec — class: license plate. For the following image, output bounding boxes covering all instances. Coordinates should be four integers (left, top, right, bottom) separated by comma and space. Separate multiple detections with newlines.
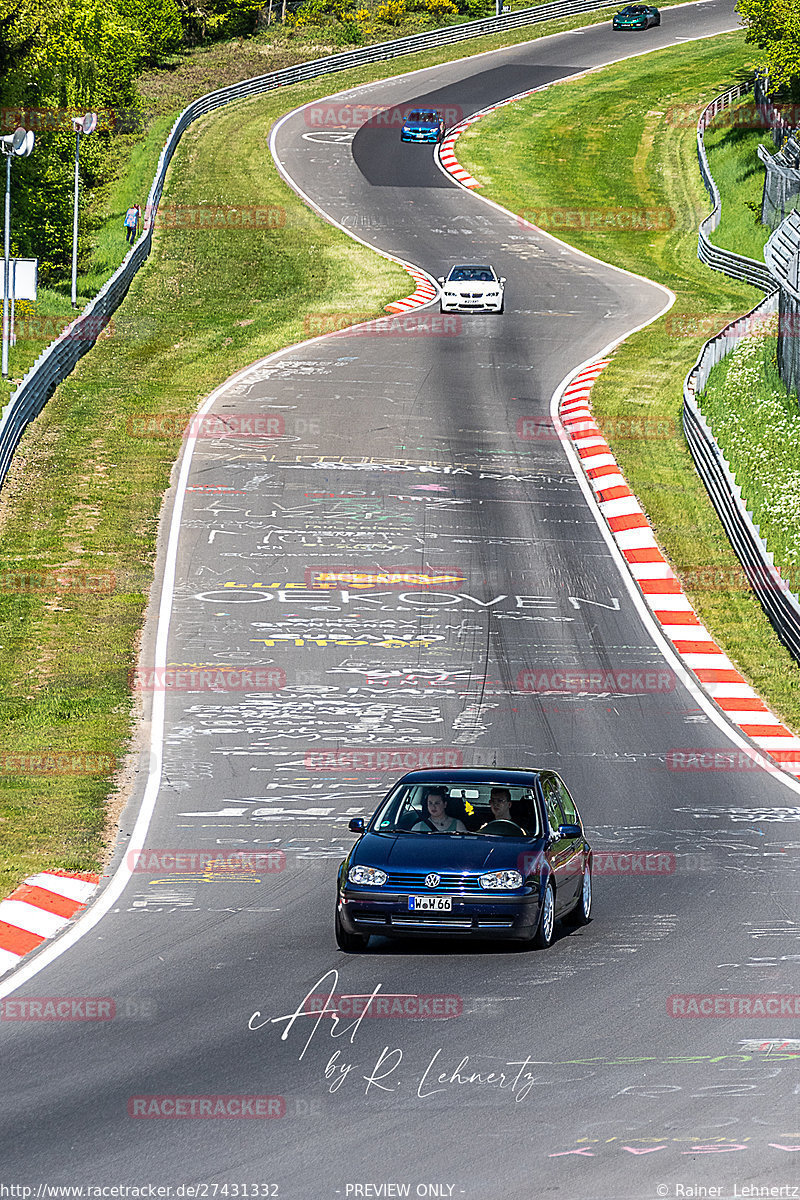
409, 896, 452, 912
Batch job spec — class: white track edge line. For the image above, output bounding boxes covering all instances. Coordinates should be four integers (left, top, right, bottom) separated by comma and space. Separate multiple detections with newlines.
0, 8, 772, 996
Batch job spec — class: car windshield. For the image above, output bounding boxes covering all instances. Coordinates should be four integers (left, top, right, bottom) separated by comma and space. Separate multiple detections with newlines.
371, 782, 541, 838
407, 111, 438, 124
623, 6, 647, 11
448, 266, 495, 282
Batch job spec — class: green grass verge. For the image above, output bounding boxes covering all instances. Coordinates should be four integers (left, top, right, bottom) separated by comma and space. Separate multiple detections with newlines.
698, 325, 800, 589
1, 0, 690, 408
457, 31, 800, 731
0, 8, 768, 898
0, 86, 410, 898
705, 97, 770, 261
1, 2, 697, 898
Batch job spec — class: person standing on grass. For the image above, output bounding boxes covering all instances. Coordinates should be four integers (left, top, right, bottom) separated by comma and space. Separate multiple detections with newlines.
124, 203, 140, 244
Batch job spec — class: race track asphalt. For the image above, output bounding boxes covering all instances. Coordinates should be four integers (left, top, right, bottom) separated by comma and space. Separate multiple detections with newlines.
2, 5, 799, 1196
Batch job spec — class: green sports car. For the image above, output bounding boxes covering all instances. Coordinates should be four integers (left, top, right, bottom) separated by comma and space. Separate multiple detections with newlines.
612, 4, 660, 28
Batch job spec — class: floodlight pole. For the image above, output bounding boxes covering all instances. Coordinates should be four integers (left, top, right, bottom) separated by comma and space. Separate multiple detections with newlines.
1, 128, 34, 378
71, 115, 96, 309
2, 152, 11, 379
71, 127, 80, 307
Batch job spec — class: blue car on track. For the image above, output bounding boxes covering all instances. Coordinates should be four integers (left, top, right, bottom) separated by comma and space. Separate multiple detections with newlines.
400, 109, 446, 143
335, 768, 592, 951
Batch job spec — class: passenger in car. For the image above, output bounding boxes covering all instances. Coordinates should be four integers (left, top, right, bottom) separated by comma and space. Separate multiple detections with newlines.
412, 788, 467, 833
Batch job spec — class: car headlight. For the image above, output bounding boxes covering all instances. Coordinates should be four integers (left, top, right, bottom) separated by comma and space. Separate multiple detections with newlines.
479, 869, 523, 890
347, 865, 387, 886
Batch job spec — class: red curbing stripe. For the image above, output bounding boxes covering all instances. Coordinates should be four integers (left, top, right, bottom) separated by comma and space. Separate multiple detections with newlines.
608, 513, 650, 532
559, 357, 800, 779
0, 920, 44, 957
715, 698, 770, 713
694, 667, 746, 683
623, 547, 666, 563
11, 884, 83, 920
0, 869, 100, 977
639, 579, 682, 594
652, 610, 703, 626
587, 464, 622, 480
44, 869, 100, 884
597, 484, 632, 502
671, 639, 724, 655
741, 725, 795, 738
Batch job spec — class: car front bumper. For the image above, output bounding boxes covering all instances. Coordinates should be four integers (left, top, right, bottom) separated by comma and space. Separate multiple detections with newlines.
401, 131, 440, 142
338, 888, 540, 941
440, 296, 503, 313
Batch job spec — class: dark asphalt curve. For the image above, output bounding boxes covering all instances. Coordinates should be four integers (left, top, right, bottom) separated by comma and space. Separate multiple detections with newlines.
2, 6, 799, 1199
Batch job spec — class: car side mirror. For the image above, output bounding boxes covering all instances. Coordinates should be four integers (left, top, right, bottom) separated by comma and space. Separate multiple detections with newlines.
499, 277, 506, 285
437, 277, 445, 285
558, 823, 582, 840
348, 817, 365, 834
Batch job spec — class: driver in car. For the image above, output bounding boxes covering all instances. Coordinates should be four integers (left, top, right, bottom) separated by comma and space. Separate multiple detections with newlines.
479, 787, 525, 832
413, 788, 466, 833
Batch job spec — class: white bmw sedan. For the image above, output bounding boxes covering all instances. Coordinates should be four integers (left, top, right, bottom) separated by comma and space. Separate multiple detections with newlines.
438, 264, 505, 313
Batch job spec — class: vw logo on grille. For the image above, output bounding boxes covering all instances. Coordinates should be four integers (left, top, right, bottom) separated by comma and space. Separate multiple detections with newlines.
425, 873, 441, 888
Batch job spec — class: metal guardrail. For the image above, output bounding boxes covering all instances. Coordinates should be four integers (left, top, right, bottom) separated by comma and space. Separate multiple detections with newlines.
682, 294, 800, 662
696, 83, 776, 292
685, 87, 800, 663
765, 209, 800, 399
754, 73, 795, 149
0, 0, 622, 489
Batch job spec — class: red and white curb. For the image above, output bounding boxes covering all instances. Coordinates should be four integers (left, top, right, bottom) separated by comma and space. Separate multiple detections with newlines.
440, 118, 484, 189
561, 361, 800, 777
384, 264, 439, 314
437, 83, 556, 190
0, 870, 100, 976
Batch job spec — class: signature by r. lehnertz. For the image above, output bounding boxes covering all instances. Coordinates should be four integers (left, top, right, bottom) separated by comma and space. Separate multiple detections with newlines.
248, 969, 542, 1101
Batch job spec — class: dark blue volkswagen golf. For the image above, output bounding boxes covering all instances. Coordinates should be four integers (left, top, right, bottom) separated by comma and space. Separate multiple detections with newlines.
335, 768, 592, 951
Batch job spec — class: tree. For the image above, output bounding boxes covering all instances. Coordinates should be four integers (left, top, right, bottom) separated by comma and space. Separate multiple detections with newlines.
0, 1, 40, 100
737, 0, 800, 91
117, 0, 182, 65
